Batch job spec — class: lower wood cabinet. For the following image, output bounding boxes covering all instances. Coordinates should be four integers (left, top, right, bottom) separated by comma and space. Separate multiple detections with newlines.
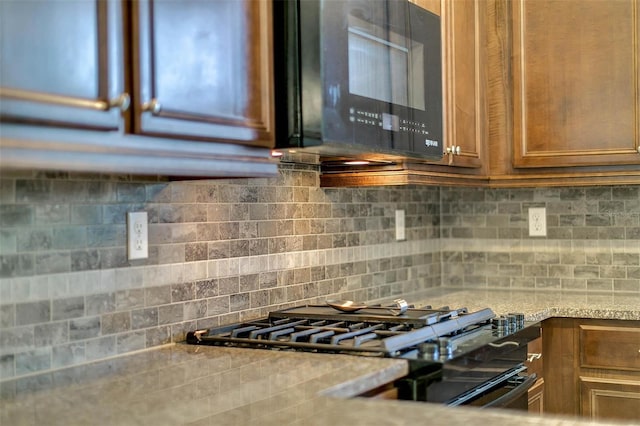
580, 377, 640, 421
578, 322, 640, 421
543, 318, 640, 422
528, 377, 544, 414
526, 335, 544, 414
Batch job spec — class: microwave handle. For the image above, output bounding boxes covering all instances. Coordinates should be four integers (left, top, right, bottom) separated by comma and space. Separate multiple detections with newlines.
482, 373, 537, 409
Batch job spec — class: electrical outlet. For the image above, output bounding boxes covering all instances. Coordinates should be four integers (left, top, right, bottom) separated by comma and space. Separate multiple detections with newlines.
127, 211, 148, 260
395, 209, 406, 241
528, 207, 547, 237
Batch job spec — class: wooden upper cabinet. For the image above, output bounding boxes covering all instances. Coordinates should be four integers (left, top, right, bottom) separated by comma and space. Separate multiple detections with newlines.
0, 0, 125, 130
411, 0, 486, 171
441, 0, 485, 169
512, 0, 640, 168
0, 0, 277, 178
131, 0, 274, 148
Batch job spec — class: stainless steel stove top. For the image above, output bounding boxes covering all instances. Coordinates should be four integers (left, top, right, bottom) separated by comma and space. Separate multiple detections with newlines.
185, 304, 510, 359
185, 302, 541, 406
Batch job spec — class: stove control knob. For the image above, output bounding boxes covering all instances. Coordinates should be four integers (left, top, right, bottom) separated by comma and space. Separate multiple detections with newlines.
439, 337, 453, 358
508, 312, 526, 330
419, 342, 440, 361
492, 316, 509, 336
491, 316, 508, 329
506, 315, 518, 332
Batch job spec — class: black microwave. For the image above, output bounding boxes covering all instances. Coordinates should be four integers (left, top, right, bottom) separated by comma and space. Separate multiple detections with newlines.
273, 0, 443, 161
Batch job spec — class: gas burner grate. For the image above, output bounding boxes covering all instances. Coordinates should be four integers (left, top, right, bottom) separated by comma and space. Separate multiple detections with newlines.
186, 306, 496, 357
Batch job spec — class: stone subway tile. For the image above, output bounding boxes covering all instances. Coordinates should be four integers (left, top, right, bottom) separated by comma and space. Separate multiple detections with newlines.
101, 312, 131, 335
116, 331, 146, 353
51, 296, 84, 321
69, 317, 100, 340
131, 308, 158, 330
15, 301, 50, 326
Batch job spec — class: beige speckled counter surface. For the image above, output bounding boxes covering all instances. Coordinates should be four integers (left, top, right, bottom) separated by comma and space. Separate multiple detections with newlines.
1, 289, 639, 426
381, 288, 640, 322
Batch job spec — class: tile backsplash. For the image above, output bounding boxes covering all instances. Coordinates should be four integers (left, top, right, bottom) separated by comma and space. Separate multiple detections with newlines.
440, 186, 639, 292
0, 156, 441, 381
1, 158, 639, 382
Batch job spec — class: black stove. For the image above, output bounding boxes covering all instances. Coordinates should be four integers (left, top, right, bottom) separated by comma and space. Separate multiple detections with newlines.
187, 304, 497, 358
185, 302, 540, 407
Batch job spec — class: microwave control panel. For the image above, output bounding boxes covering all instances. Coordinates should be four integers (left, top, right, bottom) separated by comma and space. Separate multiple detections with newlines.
348, 108, 441, 157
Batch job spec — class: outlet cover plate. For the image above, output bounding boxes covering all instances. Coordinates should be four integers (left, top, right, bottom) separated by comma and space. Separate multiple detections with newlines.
395, 209, 406, 241
528, 207, 547, 237
127, 211, 148, 260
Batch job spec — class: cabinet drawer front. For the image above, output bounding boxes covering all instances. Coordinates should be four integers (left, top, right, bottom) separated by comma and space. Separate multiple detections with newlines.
580, 325, 640, 371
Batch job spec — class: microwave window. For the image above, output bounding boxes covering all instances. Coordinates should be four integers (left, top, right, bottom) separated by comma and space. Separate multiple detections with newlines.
348, 27, 425, 111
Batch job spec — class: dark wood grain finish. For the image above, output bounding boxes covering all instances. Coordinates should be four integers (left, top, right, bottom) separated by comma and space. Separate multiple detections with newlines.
131, 0, 273, 148
541, 318, 579, 415
512, 0, 640, 168
542, 318, 640, 421
528, 378, 544, 414
580, 377, 640, 421
579, 324, 640, 371
441, 0, 486, 170
0, 0, 124, 130
412, 0, 487, 172
1, 0, 277, 178
483, 0, 640, 188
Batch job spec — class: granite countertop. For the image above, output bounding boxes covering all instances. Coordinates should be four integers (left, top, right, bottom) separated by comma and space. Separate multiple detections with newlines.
380, 288, 640, 321
2, 289, 639, 426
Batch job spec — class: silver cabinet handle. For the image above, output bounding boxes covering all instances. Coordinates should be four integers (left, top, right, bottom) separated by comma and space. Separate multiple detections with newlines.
142, 98, 162, 115
109, 93, 131, 112
446, 146, 461, 155
488, 341, 519, 348
527, 353, 542, 362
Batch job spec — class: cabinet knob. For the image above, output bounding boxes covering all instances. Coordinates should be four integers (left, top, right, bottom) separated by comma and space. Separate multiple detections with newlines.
109, 93, 130, 113
142, 99, 162, 115
455, 145, 461, 155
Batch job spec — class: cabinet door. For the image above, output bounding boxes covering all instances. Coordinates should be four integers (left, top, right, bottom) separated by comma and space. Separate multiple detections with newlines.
580, 377, 640, 421
528, 378, 544, 414
512, 0, 640, 168
0, 0, 124, 130
411, 0, 485, 170
132, 0, 274, 148
441, 0, 485, 169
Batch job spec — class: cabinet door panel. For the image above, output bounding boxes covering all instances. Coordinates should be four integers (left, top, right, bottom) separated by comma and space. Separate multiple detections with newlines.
442, 0, 484, 168
580, 377, 640, 421
528, 377, 544, 414
133, 0, 273, 147
513, 0, 640, 167
0, 0, 123, 130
